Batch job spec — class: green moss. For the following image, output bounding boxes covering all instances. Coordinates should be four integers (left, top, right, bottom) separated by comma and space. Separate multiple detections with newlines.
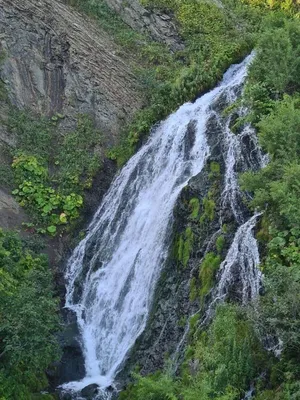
189, 277, 198, 302
189, 198, 200, 219
222, 224, 228, 234
177, 235, 184, 262
200, 195, 216, 224
216, 235, 225, 254
199, 252, 221, 300
209, 161, 221, 179
182, 227, 194, 267
189, 313, 200, 334
176, 227, 194, 268
256, 215, 271, 243
178, 316, 187, 328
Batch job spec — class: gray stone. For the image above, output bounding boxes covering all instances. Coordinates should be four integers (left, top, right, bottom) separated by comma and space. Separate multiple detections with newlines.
0, 188, 28, 230
81, 384, 99, 399
103, 0, 184, 51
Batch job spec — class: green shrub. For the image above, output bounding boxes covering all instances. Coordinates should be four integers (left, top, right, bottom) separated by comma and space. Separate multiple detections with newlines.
178, 226, 194, 267
199, 252, 221, 299
8, 111, 53, 160
120, 371, 178, 400
8, 113, 102, 235
243, 18, 300, 122
200, 195, 216, 224
0, 229, 60, 399
189, 198, 200, 219
11, 154, 83, 234
120, 305, 266, 400
242, 0, 300, 16
240, 96, 300, 228
216, 235, 225, 254
189, 277, 198, 302
56, 114, 101, 193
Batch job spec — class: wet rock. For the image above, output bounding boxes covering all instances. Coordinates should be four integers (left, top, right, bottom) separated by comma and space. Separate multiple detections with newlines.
184, 121, 196, 160
56, 311, 85, 386
81, 384, 99, 399
59, 392, 73, 400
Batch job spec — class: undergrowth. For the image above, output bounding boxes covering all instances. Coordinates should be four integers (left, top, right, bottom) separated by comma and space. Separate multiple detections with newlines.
8, 112, 102, 235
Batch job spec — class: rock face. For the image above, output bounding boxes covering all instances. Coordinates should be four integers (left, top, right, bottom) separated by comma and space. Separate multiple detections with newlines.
81, 384, 99, 399
0, 0, 143, 141
0, 188, 28, 229
104, 0, 184, 50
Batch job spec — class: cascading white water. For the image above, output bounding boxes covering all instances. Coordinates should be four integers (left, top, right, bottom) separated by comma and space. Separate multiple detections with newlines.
213, 120, 266, 304
207, 111, 266, 310
62, 54, 255, 395
215, 212, 262, 303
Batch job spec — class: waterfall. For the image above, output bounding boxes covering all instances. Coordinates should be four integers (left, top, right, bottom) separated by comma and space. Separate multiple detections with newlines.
62, 54, 258, 395
214, 121, 265, 304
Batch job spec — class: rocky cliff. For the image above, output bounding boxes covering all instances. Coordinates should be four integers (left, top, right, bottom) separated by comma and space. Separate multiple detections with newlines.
103, 0, 183, 50
0, 0, 143, 139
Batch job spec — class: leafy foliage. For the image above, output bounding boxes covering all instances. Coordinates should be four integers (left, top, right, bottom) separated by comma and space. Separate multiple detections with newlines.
199, 252, 221, 300
121, 305, 266, 400
12, 154, 83, 234
0, 230, 60, 399
8, 113, 101, 235
238, 6, 300, 398
242, 0, 300, 16
243, 17, 300, 122
240, 96, 300, 228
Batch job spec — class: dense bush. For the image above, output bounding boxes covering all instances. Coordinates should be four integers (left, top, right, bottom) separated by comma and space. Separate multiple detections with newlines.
241, 96, 300, 228
242, 0, 300, 16
238, 7, 300, 398
0, 230, 60, 399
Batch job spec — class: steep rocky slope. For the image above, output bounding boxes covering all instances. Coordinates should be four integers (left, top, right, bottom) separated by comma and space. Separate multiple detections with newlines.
0, 0, 143, 138
103, 0, 183, 50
